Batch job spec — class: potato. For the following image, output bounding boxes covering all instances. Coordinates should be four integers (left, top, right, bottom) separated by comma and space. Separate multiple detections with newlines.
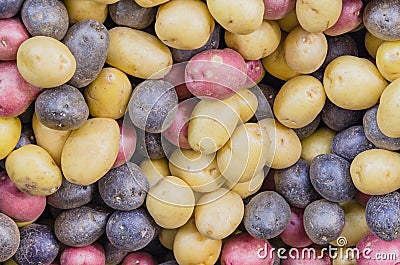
321, 99, 363, 132
112, 119, 137, 168
323, 56, 388, 110
139, 158, 170, 188
225, 20, 281, 60
0, 117, 21, 160
61, 118, 120, 186
301, 127, 336, 163
365, 31, 385, 58
277, 10, 299, 32
135, 130, 167, 159
234, 88, 259, 123
356, 233, 400, 265
363, 0, 400, 41
169, 149, 225, 193
273, 75, 325, 129
21, 0, 69, 40
107, 27, 172, 79
284, 26, 328, 74
244, 60, 265, 89
102, 238, 128, 265
350, 149, 400, 195
294, 115, 321, 140
155, 0, 215, 50
159, 228, 177, 250
188, 96, 240, 154
259, 118, 301, 169
225, 168, 264, 199
332, 247, 357, 265
89, 0, 119, 3
279, 207, 313, 248
207, 0, 264, 35
376, 40, 400, 82
263, 0, 295, 20
134, 0, 170, 7
0, 61, 44, 117
146, 176, 195, 229
60, 243, 105, 265
322, 35, 359, 69
63, 0, 108, 24
121, 252, 157, 265
17, 36, 76, 88
84, 67, 132, 119
0, 0, 24, 18
6, 144, 62, 196
249, 83, 278, 121
296, 0, 342, 33
173, 219, 222, 265
324, 0, 363, 36
109, 0, 157, 29
377, 78, 400, 138
0, 213, 20, 262
0, 18, 29, 61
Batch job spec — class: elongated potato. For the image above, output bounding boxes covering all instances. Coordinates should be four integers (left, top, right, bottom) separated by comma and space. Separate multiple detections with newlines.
146, 176, 195, 229
61, 118, 120, 186
139, 158, 170, 188
63, 0, 108, 24
188, 96, 240, 154
377, 78, 400, 138
32, 113, 71, 166
106, 27, 172, 79
6, 144, 62, 196
350, 149, 400, 195
0, 117, 21, 160
217, 123, 270, 183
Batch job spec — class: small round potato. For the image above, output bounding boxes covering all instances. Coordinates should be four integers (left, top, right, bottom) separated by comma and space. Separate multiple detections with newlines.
365, 31, 385, 58
146, 176, 195, 229
84, 67, 132, 119
135, 0, 170, 7
296, 0, 342, 33
195, 188, 244, 240
5, 144, 62, 196
139, 158, 170, 188
225, 20, 281, 60
284, 26, 328, 74
169, 149, 225, 193
173, 219, 221, 265
376, 40, 400, 82
61, 118, 120, 186
206, 0, 264, 35
0, 117, 21, 160
301, 127, 336, 163
323, 56, 388, 110
17, 36, 76, 88
274, 75, 326, 129
155, 0, 215, 50
107, 27, 172, 79
377, 78, 400, 138
225, 169, 264, 199
63, 0, 108, 24
350, 149, 400, 195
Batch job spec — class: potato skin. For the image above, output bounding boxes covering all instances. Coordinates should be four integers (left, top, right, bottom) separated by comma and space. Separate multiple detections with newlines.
0, 0, 24, 18
279, 207, 313, 248
0, 18, 29, 61
321, 99, 363, 131
356, 233, 400, 265
322, 35, 358, 69
112, 119, 137, 168
293, 115, 321, 140
324, 0, 363, 36
63, 0, 108, 24
263, 0, 295, 20
365, 31, 385, 58
0, 117, 21, 160
121, 252, 157, 265
377, 78, 400, 138
135, 0, 170, 7
376, 40, 400, 82
109, 0, 157, 29
301, 127, 336, 163
0, 213, 20, 262
60, 243, 106, 265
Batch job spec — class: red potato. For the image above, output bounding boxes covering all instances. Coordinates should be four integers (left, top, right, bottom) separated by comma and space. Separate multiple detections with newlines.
0, 61, 43, 117
121, 252, 157, 265
112, 119, 137, 168
244, 60, 265, 89
221, 232, 275, 265
355, 191, 372, 207
0, 18, 29, 61
324, 0, 363, 36
356, 233, 400, 265
60, 243, 105, 265
162, 63, 192, 100
280, 247, 332, 265
185, 48, 247, 100
0, 171, 46, 222
279, 207, 313, 248
162, 99, 197, 149
263, 0, 296, 20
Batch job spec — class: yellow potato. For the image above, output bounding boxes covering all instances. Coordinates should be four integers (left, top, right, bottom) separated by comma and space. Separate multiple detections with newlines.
139, 158, 170, 188
32, 113, 71, 166
376, 41, 400, 82
6, 144, 62, 196
0, 117, 21, 160
146, 176, 195, 229
173, 219, 222, 265
296, 0, 342, 33
169, 149, 225, 193
188, 96, 240, 154
135, 0, 170, 7
61, 118, 120, 186
15, 219, 36, 228
155, 0, 215, 50
277, 10, 299, 32
323, 56, 388, 110
259, 119, 302, 169
232, 89, 258, 123
3, 259, 18, 265
301, 127, 336, 163
63, 0, 108, 24
206, 0, 264, 35
88, 0, 119, 3
225, 20, 281, 60
377, 78, 400, 138
225, 169, 264, 199
332, 247, 357, 265
159, 228, 177, 250
284, 26, 327, 74
84, 67, 132, 119
217, 123, 271, 183
274, 75, 326, 129
17, 36, 76, 88
107, 27, 172, 79
350, 149, 400, 195
365, 31, 385, 59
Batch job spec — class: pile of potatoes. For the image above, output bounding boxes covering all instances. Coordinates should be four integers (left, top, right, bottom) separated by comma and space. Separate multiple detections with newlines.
2, 0, 400, 264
